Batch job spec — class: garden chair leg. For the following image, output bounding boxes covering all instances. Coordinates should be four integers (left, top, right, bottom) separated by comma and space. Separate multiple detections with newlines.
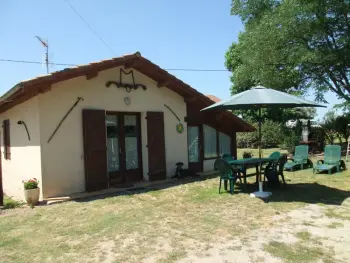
219, 178, 222, 194
280, 172, 286, 184
230, 180, 234, 194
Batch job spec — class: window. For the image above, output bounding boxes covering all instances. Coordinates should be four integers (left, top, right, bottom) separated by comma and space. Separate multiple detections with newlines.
203, 125, 217, 159
188, 126, 199, 162
219, 132, 231, 157
3, 119, 10, 160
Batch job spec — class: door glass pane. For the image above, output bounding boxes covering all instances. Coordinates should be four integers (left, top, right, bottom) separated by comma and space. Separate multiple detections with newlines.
106, 115, 119, 172
124, 115, 139, 170
188, 127, 199, 162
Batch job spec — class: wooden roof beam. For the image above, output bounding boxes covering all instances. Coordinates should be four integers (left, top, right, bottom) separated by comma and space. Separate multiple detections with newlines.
157, 80, 170, 88
86, 71, 99, 80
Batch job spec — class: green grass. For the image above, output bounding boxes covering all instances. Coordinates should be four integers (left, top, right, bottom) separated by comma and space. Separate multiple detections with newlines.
295, 231, 312, 241
327, 222, 344, 229
325, 208, 350, 221
2, 196, 24, 210
0, 150, 349, 262
264, 240, 335, 263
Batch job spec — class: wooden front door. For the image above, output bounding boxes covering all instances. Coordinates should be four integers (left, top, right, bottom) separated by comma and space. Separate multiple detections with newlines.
106, 112, 142, 185
147, 112, 166, 181
188, 125, 203, 172
83, 109, 108, 192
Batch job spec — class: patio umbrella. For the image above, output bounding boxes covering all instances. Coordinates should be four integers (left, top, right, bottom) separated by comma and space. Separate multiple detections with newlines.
202, 86, 326, 158
202, 86, 326, 198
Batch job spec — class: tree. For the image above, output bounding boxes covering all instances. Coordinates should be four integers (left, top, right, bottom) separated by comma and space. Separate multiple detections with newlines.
321, 110, 350, 144
237, 119, 283, 148
226, 0, 350, 108
321, 110, 338, 144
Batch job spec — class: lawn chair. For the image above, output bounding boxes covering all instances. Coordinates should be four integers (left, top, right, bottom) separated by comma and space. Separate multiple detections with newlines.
222, 153, 235, 162
214, 158, 238, 194
222, 153, 244, 185
313, 145, 342, 174
263, 155, 287, 187
284, 145, 311, 171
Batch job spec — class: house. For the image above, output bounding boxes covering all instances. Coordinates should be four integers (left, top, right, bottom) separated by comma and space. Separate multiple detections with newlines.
0, 52, 253, 200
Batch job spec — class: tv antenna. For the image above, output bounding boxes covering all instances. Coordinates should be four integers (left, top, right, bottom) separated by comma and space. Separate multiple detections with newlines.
35, 36, 49, 74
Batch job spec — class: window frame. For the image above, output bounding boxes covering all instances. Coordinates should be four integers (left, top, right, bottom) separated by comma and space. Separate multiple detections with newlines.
219, 132, 232, 157
203, 124, 219, 160
203, 124, 232, 160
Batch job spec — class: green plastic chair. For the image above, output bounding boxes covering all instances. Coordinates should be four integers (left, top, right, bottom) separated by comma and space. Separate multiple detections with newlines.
214, 158, 237, 194
269, 151, 281, 160
284, 145, 310, 171
313, 145, 342, 174
222, 153, 235, 162
261, 151, 281, 180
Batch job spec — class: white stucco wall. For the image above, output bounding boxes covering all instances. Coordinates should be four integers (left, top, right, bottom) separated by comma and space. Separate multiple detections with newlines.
0, 97, 42, 200
38, 66, 188, 198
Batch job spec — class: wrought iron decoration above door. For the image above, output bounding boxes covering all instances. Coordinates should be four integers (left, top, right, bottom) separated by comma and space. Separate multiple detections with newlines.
106, 68, 147, 93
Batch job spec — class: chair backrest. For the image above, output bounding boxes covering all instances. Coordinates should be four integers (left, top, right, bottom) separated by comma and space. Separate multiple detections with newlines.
294, 145, 309, 160
269, 151, 281, 160
278, 154, 287, 172
214, 158, 232, 178
222, 153, 235, 162
324, 145, 341, 165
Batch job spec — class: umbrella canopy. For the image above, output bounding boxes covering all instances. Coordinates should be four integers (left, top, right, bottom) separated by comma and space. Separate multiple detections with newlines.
202, 86, 326, 111
202, 86, 326, 159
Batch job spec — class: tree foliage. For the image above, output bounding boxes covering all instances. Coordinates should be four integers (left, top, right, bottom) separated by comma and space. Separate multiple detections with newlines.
226, 0, 350, 109
237, 119, 283, 148
321, 110, 350, 144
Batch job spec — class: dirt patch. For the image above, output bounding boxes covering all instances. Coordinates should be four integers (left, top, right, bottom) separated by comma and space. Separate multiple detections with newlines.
175, 200, 350, 263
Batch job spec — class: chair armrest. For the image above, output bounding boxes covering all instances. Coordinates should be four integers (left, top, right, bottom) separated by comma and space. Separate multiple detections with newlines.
316, 160, 324, 165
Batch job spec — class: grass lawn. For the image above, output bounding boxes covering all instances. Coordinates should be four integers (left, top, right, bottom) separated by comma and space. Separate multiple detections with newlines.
1, 148, 350, 263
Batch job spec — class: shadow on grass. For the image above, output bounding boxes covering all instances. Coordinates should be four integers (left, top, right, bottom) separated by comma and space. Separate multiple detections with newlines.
73, 173, 220, 203
229, 179, 350, 206
264, 182, 350, 206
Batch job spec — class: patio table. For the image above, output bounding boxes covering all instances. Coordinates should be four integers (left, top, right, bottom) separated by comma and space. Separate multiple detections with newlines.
228, 158, 276, 191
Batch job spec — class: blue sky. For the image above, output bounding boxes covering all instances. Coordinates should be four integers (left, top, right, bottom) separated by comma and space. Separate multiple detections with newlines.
0, 0, 340, 118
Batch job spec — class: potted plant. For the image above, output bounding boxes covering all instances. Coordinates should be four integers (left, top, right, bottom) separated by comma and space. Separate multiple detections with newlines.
22, 178, 40, 206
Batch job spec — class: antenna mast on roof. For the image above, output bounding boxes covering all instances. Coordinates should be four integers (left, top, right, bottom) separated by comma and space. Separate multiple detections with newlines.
35, 36, 49, 74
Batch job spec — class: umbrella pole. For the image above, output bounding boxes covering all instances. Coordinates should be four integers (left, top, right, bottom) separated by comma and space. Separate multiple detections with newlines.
258, 107, 262, 159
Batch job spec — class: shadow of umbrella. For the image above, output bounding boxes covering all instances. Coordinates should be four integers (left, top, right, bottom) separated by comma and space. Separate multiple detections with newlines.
264, 182, 350, 206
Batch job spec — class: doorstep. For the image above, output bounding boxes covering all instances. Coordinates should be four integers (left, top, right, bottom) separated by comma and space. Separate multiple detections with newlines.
44, 178, 172, 205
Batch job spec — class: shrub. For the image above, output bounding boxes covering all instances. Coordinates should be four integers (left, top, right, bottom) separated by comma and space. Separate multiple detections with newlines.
242, 151, 253, 158
237, 120, 283, 148
3, 196, 23, 209
280, 132, 300, 153
22, 178, 39, 190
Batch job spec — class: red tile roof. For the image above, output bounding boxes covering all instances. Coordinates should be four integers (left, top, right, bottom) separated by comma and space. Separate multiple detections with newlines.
206, 95, 221, 103
0, 52, 254, 132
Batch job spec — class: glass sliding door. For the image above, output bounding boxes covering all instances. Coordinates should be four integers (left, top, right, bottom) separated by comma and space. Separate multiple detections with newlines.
124, 114, 139, 170
188, 126, 202, 172
106, 112, 142, 185
188, 126, 199, 162
106, 115, 120, 173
